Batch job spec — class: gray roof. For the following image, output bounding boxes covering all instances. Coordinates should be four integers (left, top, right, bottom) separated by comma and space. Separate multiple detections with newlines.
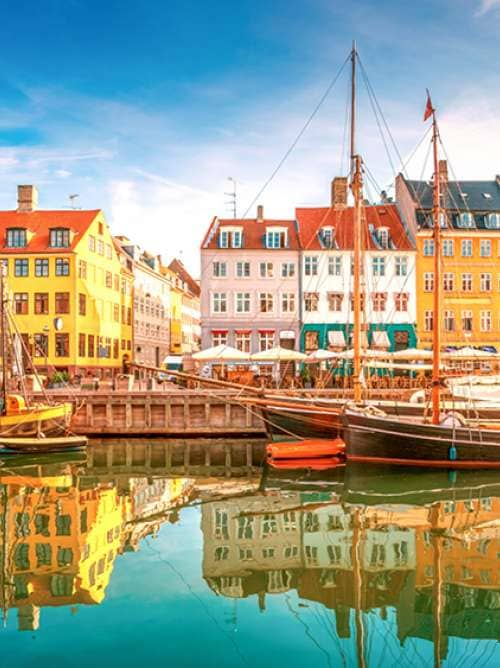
404, 177, 500, 212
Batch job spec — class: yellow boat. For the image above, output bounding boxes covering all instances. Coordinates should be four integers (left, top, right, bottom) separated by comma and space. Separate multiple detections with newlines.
0, 394, 73, 438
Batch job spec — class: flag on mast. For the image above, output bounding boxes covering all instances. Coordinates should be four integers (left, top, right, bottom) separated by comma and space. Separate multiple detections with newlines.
424, 90, 434, 121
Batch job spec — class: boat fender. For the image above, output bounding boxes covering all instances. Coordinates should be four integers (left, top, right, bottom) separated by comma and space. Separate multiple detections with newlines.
440, 411, 466, 428
448, 444, 458, 461
409, 390, 425, 404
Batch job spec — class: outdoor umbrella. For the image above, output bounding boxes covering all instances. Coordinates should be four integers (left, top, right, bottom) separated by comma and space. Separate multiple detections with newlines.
251, 346, 307, 362
192, 344, 250, 361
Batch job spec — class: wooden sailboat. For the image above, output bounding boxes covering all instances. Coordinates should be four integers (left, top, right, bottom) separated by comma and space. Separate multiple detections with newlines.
342, 95, 500, 468
0, 268, 86, 453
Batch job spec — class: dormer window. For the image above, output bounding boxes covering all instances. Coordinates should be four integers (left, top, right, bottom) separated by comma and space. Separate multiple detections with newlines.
6, 227, 27, 248
219, 228, 242, 248
266, 228, 288, 249
49, 227, 71, 248
457, 212, 474, 229
485, 213, 500, 229
320, 227, 334, 248
376, 227, 389, 249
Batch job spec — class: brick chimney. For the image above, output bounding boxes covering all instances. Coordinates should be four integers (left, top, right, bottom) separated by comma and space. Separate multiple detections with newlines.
331, 177, 348, 209
256, 204, 264, 222
17, 185, 38, 212
438, 160, 448, 185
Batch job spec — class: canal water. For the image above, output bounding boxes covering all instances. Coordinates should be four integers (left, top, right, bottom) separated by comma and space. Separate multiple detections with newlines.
0, 440, 499, 667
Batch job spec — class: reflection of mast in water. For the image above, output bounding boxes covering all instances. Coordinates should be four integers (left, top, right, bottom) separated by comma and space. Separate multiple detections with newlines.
352, 507, 366, 668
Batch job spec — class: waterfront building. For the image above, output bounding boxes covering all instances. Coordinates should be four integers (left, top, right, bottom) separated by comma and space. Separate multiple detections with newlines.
200, 206, 301, 353
115, 236, 171, 368
396, 166, 500, 350
298, 178, 417, 352
168, 258, 201, 354
0, 185, 133, 378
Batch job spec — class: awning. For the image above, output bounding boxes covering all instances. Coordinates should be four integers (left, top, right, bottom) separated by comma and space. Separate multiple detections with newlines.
280, 330, 296, 340
371, 330, 391, 349
327, 330, 345, 347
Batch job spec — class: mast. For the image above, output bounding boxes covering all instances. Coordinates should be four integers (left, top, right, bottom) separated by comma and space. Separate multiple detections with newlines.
0, 266, 7, 415
430, 101, 441, 424
350, 41, 363, 403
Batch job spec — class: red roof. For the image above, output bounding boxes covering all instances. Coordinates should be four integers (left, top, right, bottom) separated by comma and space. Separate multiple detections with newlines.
201, 217, 299, 250
0, 209, 100, 253
296, 203, 413, 251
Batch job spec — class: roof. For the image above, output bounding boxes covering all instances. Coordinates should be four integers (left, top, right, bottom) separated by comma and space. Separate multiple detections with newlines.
296, 203, 414, 251
168, 258, 200, 297
201, 216, 299, 250
403, 176, 500, 212
0, 209, 101, 253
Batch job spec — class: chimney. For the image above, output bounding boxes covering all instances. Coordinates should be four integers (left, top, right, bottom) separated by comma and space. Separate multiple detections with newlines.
495, 174, 500, 187
331, 177, 348, 209
17, 185, 38, 212
438, 160, 448, 185
256, 204, 264, 222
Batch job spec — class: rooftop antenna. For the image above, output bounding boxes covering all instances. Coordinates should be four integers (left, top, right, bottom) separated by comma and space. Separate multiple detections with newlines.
225, 177, 237, 218
65, 194, 81, 210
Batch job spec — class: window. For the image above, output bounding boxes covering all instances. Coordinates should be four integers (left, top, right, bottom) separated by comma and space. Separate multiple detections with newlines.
212, 261, 227, 278
266, 230, 287, 248
327, 292, 343, 311
88, 334, 95, 357
304, 330, 319, 352
321, 227, 334, 248
113, 304, 119, 321
424, 272, 434, 292
304, 292, 319, 312
443, 273, 454, 291
394, 292, 409, 311
376, 228, 389, 248
35, 258, 49, 277
480, 310, 492, 332
57, 547, 73, 566
485, 213, 500, 229
262, 514, 278, 537
105, 271, 112, 288
281, 293, 295, 313
462, 273, 472, 291
442, 239, 454, 257
14, 259, 29, 277
444, 310, 455, 332
219, 230, 228, 248
78, 333, 86, 357
281, 262, 295, 278
235, 332, 251, 352
424, 310, 433, 332
349, 293, 365, 310
480, 239, 492, 257
212, 292, 227, 313
395, 256, 408, 276
328, 256, 342, 276
14, 544, 30, 570
113, 339, 119, 358
34, 292, 49, 314
51, 574, 73, 597
258, 331, 274, 351
259, 293, 274, 313
55, 292, 70, 314
13, 293, 28, 314
49, 228, 70, 247
211, 331, 227, 346
480, 273, 492, 292
34, 333, 48, 357
237, 516, 254, 540
304, 256, 318, 276
236, 261, 250, 278
55, 258, 70, 276
423, 239, 434, 256
462, 310, 473, 333
219, 229, 242, 248
106, 243, 112, 259
259, 262, 274, 278
232, 230, 242, 247
79, 293, 86, 316
461, 239, 472, 257
372, 257, 385, 276
236, 292, 251, 313
88, 235, 96, 252
15, 512, 30, 537
97, 239, 104, 255
55, 333, 69, 357
458, 212, 474, 228
372, 292, 387, 312
6, 228, 27, 247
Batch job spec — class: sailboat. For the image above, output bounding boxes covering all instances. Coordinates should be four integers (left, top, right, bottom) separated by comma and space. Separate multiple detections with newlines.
0, 268, 86, 453
342, 94, 500, 468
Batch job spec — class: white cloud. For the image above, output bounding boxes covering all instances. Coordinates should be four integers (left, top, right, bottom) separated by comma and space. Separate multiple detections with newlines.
54, 169, 72, 179
475, 0, 500, 15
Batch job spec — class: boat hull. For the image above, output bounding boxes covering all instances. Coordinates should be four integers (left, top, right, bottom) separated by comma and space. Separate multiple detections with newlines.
342, 410, 500, 468
0, 403, 73, 439
262, 406, 342, 440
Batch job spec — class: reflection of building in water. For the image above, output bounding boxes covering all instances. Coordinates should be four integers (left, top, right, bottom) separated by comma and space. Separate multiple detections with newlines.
201, 491, 500, 649
0, 469, 194, 630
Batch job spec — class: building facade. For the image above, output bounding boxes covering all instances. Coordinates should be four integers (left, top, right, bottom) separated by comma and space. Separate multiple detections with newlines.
396, 167, 500, 350
200, 206, 301, 353
298, 178, 417, 352
168, 258, 201, 354
0, 185, 133, 379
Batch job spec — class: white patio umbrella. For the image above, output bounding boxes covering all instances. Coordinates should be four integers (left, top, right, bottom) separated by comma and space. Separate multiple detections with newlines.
192, 344, 250, 361
306, 348, 340, 362
251, 346, 307, 362
443, 347, 496, 358
392, 347, 433, 360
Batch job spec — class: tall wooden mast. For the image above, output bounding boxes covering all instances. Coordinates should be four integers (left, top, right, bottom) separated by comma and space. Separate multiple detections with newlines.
430, 100, 442, 424
350, 41, 363, 403
0, 266, 8, 415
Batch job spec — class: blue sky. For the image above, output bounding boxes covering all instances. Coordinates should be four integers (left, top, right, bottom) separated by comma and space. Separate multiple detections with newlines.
0, 0, 499, 272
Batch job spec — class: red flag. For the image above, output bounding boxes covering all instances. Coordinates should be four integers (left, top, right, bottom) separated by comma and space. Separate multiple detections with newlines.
423, 91, 433, 122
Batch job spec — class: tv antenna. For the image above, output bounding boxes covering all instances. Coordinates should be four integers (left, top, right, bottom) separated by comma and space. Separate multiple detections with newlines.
68, 194, 81, 209
225, 177, 237, 218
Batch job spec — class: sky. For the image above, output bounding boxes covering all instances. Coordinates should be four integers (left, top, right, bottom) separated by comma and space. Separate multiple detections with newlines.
0, 0, 499, 274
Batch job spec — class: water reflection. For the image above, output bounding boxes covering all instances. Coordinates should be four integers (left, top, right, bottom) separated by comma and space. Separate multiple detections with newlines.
0, 441, 498, 667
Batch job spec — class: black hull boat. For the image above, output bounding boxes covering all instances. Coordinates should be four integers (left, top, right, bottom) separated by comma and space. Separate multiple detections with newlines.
262, 405, 342, 440
342, 408, 500, 468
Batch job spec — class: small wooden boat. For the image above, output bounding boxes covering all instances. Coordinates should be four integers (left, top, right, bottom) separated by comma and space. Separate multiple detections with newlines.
0, 434, 88, 454
267, 438, 345, 460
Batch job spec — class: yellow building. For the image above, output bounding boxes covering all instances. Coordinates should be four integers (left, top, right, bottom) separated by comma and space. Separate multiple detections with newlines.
0, 185, 133, 378
162, 266, 183, 354
396, 168, 500, 351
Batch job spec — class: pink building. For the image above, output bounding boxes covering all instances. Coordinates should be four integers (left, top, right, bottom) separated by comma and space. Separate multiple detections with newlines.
200, 206, 300, 353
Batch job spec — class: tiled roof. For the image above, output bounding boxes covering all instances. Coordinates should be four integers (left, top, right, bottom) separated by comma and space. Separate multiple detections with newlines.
404, 177, 500, 212
0, 209, 100, 253
296, 203, 413, 251
201, 217, 299, 250
168, 258, 200, 297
